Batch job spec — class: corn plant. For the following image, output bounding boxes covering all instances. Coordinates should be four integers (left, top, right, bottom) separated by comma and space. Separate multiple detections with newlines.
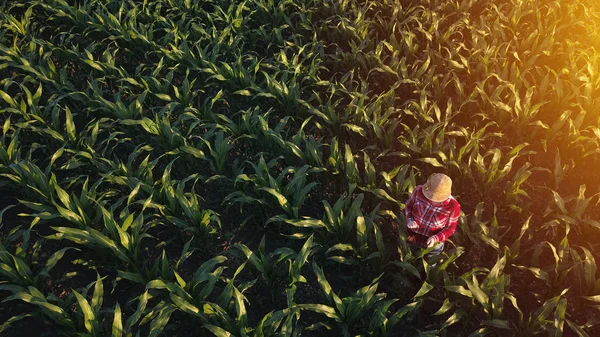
233, 235, 295, 295
0, 118, 22, 165
570, 246, 600, 296
0, 238, 74, 289
281, 235, 316, 337
368, 118, 402, 152
154, 160, 221, 235
227, 157, 317, 219
456, 202, 504, 252
325, 213, 385, 269
470, 143, 531, 194
518, 226, 573, 292
130, 255, 234, 336
298, 262, 415, 337
0, 283, 77, 333
513, 289, 569, 337
546, 151, 574, 189
343, 143, 360, 184
442, 122, 501, 178
326, 136, 344, 175
321, 184, 364, 242
201, 129, 232, 175
214, 106, 266, 141
504, 162, 533, 213
260, 115, 306, 163
542, 185, 600, 236
70, 274, 128, 337
0, 160, 53, 202
457, 254, 514, 335
289, 116, 325, 168
46, 175, 105, 229
0, 243, 139, 336
397, 122, 449, 158
380, 164, 418, 202
505, 215, 532, 264
145, 263, 255, 337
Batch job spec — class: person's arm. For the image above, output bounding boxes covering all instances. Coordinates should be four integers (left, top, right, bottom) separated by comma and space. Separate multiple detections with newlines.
429, 201, 460, 245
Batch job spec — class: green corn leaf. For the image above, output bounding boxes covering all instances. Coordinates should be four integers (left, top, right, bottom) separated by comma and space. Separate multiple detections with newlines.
481, 319, 511, 329
312, 262, 342, 307
443, 309, 466, 328
100, 206, 130, 250
434, 298, 454, 316
155, 93, 172, 101
0, 90, 17, 107
566, 319, 591, 337
366, 188, 400, 205
169, 292, 201, 317
193, 256, 228, 280
298, 304, 338, 319
91, 273, 104, 314
54, 204, 82, 225
291, 235, 314, 283
445, 285, 472, 297
580, 247, 597, 293
551, 190, 568, 214
414, 281, 434, 298
344, 145, 359, 183
204, 324, 233, 337
179, 145, 206, 159
235, 243, 265, 274
124, 291, 149, 331
233, 286, 248, 327
273, 216, 325, 228
505, 293, 523, 321
484, 254, 506, 285
117, 270, 146, 284
327, 256, 357, 265
0, 204, 16, 224
357, 215, 367, 246
30, 299, 73, 328
388, 261, 420, 279
211, 89, 224, 108
551, 298, 567, 337
148, 305, 175, 337
73, 290, 95, 333
325, 243, 355, 254
52, 177, 73, 210
65, 106, 76, 142
342, 123, 366, 137
533, 290, 567, 327
112, 302, 123, 337
260, 187, 288, 208
417, 157, 444, 168
233, 89, 251, 96
0, 313, 31, 334
465, 278, 489, 312
84, 59, 103, 71
467, 328, 489, 337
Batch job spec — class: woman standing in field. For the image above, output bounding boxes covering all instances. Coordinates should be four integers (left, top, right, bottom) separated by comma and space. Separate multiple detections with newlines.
404, 173, 461, 256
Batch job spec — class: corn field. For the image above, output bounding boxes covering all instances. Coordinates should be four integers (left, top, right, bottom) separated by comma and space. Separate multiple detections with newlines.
0, 0, 599, 336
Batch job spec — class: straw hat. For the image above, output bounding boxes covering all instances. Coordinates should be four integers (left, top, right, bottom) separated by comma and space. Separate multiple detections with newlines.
422, 173, 452, 202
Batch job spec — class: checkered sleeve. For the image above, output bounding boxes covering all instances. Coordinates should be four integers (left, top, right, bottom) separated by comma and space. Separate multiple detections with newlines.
430, 200, 460, 244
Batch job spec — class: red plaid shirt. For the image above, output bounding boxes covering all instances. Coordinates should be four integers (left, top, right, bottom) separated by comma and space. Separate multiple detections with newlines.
404, 185, 460, 248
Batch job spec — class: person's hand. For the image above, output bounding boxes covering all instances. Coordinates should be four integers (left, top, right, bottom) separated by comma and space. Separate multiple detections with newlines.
407, 220, 418, 229
426, 237, 435, 248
